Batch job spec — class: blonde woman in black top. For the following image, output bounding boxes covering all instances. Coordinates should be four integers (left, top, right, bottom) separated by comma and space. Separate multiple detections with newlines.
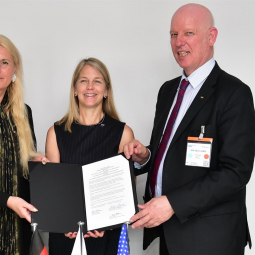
0, 34, 41, 255
46, 58, 134, 255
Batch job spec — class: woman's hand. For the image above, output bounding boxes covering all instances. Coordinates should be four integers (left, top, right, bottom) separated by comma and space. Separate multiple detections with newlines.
33, 154, 50, 164
65, 232, 78, 239
6, 196, 38, 223
84, 230, 105, 238
65, 230, 105, 239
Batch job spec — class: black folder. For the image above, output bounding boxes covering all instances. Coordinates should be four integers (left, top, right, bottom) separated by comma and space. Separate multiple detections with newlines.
29, 154, 138, 233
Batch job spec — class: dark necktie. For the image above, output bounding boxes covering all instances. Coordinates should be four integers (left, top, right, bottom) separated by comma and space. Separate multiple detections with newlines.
149, 79, 189, 197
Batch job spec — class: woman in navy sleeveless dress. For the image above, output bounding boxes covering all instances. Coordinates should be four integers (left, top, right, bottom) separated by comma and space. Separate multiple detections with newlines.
45, 58, 134, 255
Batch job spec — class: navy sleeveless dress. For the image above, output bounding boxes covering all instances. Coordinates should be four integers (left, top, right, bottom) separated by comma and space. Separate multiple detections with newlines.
49, 114, 125, 255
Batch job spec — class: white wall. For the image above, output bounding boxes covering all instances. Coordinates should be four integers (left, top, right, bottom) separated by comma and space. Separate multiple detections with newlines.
1, 0, 255, 254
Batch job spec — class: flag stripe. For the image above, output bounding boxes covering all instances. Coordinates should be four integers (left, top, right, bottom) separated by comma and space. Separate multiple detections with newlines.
40, 246, 48, 255
30, 229, 49, 255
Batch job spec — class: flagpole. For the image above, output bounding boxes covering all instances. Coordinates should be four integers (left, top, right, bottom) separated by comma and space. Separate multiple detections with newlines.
78, 221, 85, 254
126, 222, 130, 253
31, 222, 38, 233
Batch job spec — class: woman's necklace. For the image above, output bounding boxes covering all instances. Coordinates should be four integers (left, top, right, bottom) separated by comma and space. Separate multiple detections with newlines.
83, 113, 105, 126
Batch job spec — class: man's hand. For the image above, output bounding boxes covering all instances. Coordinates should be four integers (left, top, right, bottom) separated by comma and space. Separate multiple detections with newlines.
123, 139, 150, 165
7, 196, 38, 223
130, 196, 174, 228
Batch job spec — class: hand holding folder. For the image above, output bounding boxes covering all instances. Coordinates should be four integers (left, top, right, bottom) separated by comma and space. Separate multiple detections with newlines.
29, 154, 138, 233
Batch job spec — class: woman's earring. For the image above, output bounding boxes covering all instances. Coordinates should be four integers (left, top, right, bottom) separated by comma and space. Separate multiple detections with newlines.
12, 74, 16, 83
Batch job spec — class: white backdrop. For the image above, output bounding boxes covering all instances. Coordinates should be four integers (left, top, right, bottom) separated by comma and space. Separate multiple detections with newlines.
1, 0, 255, 254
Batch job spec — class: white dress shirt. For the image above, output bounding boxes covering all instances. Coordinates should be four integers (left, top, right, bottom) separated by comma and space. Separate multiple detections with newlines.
154, 58, 216, 197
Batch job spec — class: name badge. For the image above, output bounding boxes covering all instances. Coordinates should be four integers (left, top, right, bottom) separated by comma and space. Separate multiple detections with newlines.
185, 137, 213, 168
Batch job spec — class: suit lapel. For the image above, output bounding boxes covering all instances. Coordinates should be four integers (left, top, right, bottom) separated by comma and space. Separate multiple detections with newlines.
151, 78, 181, 162
169, 63, 221, 149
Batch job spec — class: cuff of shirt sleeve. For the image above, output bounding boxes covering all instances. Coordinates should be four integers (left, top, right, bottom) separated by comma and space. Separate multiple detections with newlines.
134, 149, 151, 169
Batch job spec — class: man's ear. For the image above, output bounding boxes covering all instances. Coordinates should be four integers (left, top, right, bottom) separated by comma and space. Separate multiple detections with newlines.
208, 27, 218, 46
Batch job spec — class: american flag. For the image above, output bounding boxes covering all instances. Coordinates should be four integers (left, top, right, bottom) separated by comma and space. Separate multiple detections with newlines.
117, 224, 129, 255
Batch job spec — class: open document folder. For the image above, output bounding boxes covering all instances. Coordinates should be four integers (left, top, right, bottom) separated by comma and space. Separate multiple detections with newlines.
29, 154, 138, 233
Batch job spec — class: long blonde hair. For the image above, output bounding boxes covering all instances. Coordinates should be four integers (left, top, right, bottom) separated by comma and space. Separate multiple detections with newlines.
0, 34, 37, 176
58, 58, 120, 132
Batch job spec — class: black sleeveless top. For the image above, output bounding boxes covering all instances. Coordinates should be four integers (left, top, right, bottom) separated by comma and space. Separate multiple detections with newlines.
54, 114, 125, 165
49, 114, 125, 255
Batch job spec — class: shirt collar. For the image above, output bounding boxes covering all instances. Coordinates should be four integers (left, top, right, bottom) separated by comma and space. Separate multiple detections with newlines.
181, 58, 216, 89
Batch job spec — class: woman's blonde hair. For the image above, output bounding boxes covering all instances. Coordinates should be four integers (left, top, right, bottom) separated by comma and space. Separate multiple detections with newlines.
58, 58, 120, 132
0, 34, 37, 176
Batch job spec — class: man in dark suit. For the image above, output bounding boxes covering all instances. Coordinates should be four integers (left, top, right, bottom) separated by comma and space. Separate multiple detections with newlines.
124, 3, 255, 255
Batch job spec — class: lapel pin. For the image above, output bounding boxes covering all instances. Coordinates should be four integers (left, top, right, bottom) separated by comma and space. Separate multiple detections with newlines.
200, 96, 204, 99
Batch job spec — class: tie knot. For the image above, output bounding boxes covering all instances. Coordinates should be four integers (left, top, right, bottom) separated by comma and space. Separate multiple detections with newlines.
180, 79, 189, 91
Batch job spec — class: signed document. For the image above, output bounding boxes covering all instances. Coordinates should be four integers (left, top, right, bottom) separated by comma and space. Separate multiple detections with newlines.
29, 154, 138, 233
83, 155, 136, 231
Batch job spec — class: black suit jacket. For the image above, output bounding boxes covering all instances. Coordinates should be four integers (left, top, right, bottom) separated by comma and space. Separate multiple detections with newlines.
136, 63, 255, 255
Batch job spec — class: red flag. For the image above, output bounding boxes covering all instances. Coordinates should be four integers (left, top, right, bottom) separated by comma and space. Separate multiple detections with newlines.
30, 228, 48, 255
